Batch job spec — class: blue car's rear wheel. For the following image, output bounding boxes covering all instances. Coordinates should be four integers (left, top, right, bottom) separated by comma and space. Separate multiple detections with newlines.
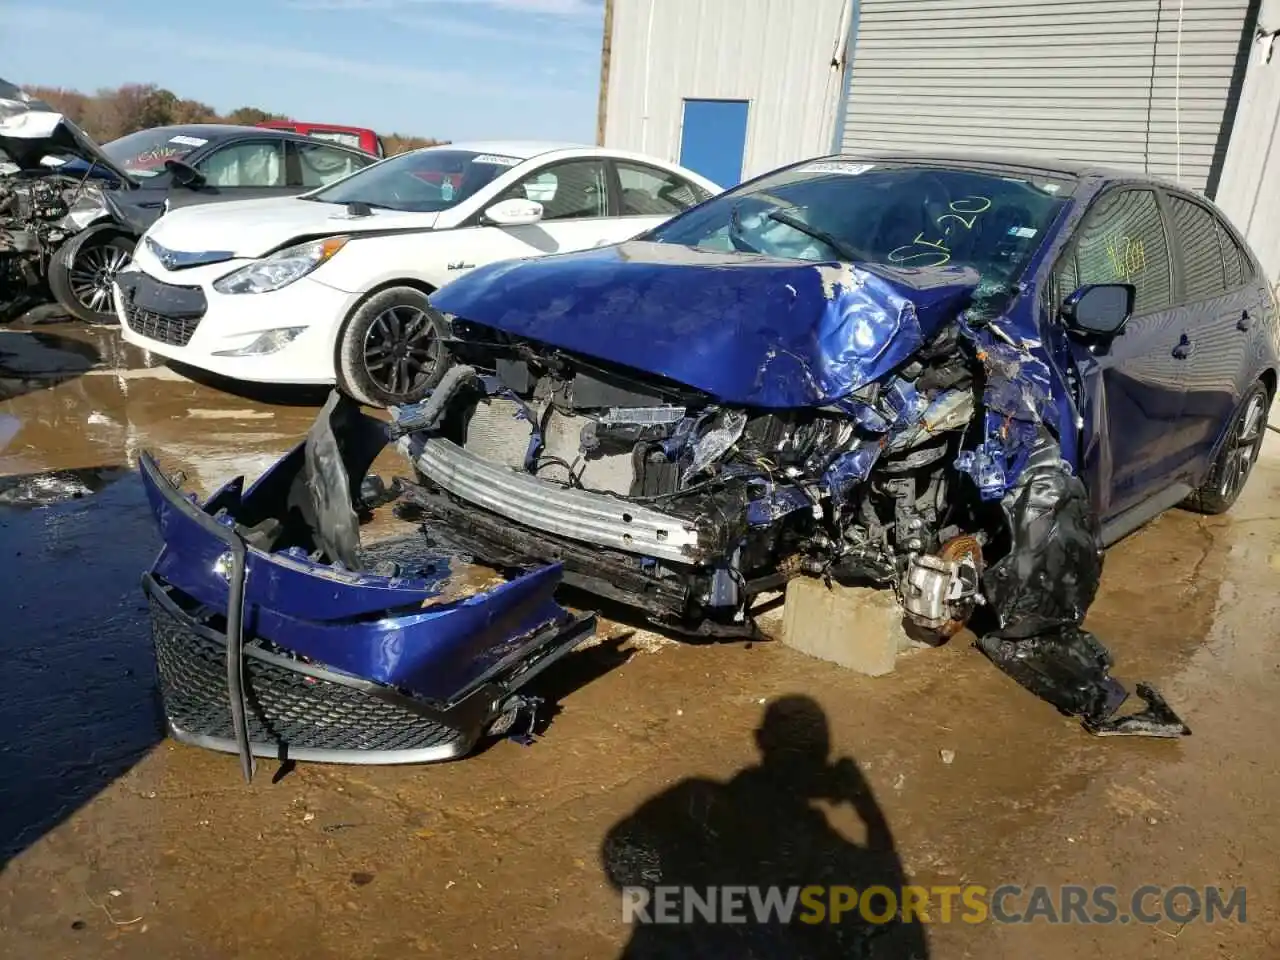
1183, 380, 1270, 515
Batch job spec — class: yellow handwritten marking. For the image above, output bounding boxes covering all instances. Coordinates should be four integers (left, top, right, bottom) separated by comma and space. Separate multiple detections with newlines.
886, 196, 992, 268
938, 212, 976, 231
888, 247, 952, 267
912, 231, 950, 252
950, 195, 992, 214
1105, 235, 1147, 281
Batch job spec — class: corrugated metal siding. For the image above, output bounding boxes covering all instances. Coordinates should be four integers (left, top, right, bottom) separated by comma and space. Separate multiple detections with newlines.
1215, 0, 1280, 285
603, 0, 851, 181
841, 0, 1251, 194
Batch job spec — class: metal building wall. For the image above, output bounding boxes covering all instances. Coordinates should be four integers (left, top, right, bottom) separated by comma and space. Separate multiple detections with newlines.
839, 0, 1254, 196
1215, 0, 1280, 285
600, 0, 852, 181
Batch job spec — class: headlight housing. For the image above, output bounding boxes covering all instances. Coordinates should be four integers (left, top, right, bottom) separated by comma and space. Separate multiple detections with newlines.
212, 236, 348, 295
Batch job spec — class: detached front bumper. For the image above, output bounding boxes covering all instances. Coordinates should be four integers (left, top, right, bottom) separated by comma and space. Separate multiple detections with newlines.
137, 395, 597, 776
146, 575, 575, 764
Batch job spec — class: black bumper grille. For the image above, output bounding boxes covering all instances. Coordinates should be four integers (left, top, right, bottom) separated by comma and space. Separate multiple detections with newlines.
149, 593, 466, 756
122, 300, 201, 347
117, 273, 207, 347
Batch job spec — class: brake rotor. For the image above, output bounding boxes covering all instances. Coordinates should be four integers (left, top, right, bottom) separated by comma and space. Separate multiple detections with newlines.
935, 533, 984, 638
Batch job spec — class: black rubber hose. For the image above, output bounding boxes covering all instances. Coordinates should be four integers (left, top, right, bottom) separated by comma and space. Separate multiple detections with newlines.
224, 532, 255, 784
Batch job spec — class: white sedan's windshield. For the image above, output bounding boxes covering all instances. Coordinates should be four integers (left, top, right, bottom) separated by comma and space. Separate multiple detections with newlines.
309, 149, 521, 213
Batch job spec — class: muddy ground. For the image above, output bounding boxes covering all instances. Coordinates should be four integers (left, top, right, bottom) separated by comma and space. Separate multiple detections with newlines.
1, 320, 1277, 959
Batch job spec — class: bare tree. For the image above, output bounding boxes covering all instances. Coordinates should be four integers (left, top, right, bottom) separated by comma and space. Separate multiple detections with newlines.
20, 83, 440, 153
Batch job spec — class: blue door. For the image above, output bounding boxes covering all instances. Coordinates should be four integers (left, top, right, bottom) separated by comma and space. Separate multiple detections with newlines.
1055, 187, 1187, 521
678, 99, 749, 188
1160, 191, 1260, 485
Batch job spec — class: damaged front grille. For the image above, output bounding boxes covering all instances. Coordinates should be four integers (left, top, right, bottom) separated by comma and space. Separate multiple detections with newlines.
121, 300, 202, 347
149, 593, 467, 756
116, 272, 207, 347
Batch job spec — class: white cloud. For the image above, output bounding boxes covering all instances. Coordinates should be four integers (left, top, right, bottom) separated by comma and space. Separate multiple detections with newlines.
388, 11, 600, 50
289, 0, 601, 16
0, 3, 576, 103
455, 0, 601, 14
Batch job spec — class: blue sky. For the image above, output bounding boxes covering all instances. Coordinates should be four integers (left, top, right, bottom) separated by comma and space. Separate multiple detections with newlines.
0, 0, 605, 142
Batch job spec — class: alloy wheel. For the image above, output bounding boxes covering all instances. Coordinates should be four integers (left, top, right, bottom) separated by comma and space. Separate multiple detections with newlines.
361, 305, 441, 399
1219, 392, 1266, 501
68, 244, 131, 314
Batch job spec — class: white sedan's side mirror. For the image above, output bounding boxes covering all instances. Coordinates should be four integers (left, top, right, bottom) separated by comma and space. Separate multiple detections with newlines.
484, 198, 544, 226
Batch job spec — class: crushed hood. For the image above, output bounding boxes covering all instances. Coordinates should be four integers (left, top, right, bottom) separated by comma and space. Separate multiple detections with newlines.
0, 77, 136, 184
143, 195, 441, 260
430, 240, 982, 408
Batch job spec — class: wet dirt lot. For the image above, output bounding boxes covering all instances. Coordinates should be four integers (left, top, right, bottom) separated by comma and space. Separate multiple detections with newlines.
2, 320, 1278, 958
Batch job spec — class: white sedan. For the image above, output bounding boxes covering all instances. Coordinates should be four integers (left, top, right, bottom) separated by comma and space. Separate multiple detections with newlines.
114, 141, 721, 406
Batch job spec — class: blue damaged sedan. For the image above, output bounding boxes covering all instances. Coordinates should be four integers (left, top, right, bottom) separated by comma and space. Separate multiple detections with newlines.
138, 152, 1277, 774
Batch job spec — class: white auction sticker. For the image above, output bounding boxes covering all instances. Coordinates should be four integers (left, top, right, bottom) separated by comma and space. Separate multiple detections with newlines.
169, 135, 209, 147
472, 154, 520, 166
796, 161, 874, 176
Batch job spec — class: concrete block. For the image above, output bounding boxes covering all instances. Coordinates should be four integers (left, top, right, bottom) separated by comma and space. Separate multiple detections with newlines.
780, 576, 912, 677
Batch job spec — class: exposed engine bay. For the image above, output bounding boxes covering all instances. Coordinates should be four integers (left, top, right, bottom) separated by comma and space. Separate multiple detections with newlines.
0, 171, 86, 309
0, 78, 123, 319
387, 263, 1191, 741
402, 320, 988, 632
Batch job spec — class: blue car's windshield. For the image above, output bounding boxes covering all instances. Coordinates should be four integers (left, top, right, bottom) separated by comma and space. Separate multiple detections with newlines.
644, 160, 1070, 288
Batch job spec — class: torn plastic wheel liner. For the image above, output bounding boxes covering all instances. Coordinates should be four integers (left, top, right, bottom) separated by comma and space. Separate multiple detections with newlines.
975, 441, 1190, 739
137, 391, 596, 780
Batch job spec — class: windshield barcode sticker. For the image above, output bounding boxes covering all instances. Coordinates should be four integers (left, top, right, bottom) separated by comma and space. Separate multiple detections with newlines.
472, 154, 520, 166
169, 135, 208, 147
796, 161, 874, 176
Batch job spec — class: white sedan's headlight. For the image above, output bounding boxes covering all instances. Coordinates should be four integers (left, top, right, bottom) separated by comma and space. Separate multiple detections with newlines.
212, 237, 349, 295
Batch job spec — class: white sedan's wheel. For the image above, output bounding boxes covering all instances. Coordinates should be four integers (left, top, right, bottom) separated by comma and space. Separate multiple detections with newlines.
335, 286, 449, 408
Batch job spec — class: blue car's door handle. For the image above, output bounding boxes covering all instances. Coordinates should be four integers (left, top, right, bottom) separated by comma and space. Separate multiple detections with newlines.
1238, 310, 1254, 331
1171, 334, 1194, 359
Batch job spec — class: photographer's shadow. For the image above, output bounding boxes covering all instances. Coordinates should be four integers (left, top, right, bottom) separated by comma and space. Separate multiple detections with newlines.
601, 695, 930, 959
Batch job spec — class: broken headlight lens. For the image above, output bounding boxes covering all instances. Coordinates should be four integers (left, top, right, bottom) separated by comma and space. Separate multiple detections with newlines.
212, 236, 348, 295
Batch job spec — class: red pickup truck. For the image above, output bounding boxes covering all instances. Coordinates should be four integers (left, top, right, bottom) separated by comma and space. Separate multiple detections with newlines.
255, 121, 384, 157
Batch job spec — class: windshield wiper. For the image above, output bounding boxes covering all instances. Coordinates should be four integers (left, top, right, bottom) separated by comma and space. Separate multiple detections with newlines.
765, 207, 858, 262
307, 197, 396, 210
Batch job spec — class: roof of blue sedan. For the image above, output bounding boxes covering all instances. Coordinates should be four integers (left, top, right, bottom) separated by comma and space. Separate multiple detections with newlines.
824, 150, 1176, 189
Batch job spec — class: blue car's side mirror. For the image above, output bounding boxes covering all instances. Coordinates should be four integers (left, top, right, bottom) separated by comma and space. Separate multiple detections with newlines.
1061, 283, 1135, 336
